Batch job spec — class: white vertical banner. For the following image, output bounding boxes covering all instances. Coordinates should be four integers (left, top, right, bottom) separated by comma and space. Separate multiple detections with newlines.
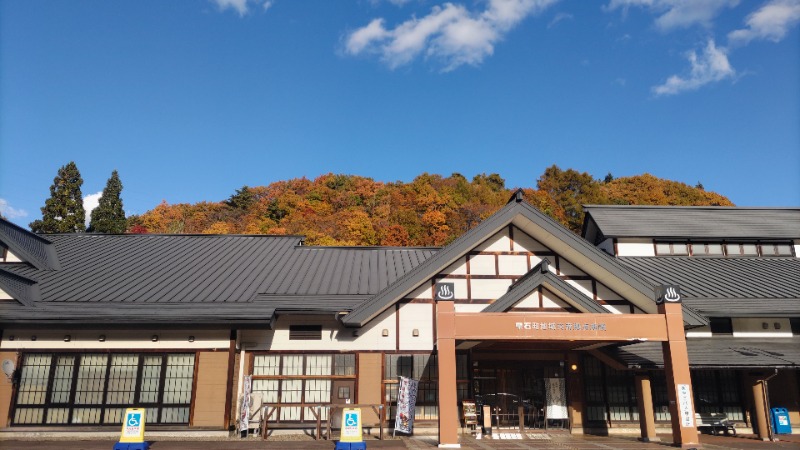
677, 384, 694, 427
239, 375, 252, 434
394, 376, 419, 435
545, 378, 568, 420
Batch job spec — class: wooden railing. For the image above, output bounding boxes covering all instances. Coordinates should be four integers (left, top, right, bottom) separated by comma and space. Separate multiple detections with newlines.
257, 403, 385, 441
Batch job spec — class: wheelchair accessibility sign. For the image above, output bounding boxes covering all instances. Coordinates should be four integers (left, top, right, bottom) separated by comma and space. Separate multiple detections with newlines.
340, 408, 363, 443
120, 408, 146, 443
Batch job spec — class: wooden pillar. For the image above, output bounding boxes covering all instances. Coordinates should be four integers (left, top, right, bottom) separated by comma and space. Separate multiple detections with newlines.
657, 286, 700, 449
566, 352, 584, 433
751, 378, 770, 441
436, 300, 460, 448
635, 374, 660, 442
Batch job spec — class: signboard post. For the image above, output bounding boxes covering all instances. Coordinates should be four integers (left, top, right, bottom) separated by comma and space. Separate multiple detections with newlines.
677, 384, 695, 428
462, 400, 477, 434
113, 408, 149, 450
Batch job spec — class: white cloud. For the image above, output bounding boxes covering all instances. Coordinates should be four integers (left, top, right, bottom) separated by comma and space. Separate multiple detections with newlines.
83, 191, 102, 227
344, 0, 559, 71
548, 12, 573, 28
652, 39, 735, 96
211, 0, 273, 16
607, 0, 739, 31
728, 0, 800, 45
0, 199, 28, 219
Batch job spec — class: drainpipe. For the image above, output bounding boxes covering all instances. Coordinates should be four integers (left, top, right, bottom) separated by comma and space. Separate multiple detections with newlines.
760, 369, 779, 442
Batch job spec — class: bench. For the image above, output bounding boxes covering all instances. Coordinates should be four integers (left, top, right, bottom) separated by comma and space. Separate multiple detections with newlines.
695, 412, 736, 436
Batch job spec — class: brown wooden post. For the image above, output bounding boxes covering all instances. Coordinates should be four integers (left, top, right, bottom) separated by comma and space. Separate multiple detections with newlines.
635, 374, 660, 442
518, 405, 525, 433
436, 300, 460, 447
751, 379, 770, 441
657, 285, 701, 449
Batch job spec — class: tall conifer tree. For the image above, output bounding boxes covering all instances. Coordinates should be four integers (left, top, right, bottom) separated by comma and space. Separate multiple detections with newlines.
88, 170, 126, 233
30, 161, 86, 233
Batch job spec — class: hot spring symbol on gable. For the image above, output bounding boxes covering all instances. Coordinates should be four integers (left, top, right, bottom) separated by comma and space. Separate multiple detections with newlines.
436, 282, 454, 300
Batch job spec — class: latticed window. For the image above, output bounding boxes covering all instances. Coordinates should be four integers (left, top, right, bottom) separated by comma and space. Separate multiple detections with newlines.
383, 353, 469, 421
12, 353, 195, 426
251, 353, 356, 422
582, 356, 638, 424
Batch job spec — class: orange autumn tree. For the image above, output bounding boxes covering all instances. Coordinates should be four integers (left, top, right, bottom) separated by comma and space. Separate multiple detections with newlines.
127, 168, 733, 244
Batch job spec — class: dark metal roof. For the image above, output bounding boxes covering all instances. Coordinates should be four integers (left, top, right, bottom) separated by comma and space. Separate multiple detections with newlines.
583, 205, 800, 241
343, 197, 705, 328
0, 232, 434, 325
0, 218, 60, 270
484, 259, 609, 314
0, 268, 40, 306
606, 337, 800, 368
619, 257, 800, 316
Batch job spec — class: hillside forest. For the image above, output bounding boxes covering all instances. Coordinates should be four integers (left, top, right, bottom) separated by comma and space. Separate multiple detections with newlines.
125, 166, 733, 246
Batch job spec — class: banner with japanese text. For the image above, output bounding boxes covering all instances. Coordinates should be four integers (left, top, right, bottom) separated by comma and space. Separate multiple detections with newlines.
394, 376, 419, 435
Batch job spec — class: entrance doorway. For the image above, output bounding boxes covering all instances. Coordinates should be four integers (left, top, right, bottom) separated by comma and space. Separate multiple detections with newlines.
472, 361, 566, 431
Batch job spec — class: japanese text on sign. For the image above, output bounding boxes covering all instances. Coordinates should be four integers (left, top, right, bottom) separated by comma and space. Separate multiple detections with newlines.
515, 322, 607, 331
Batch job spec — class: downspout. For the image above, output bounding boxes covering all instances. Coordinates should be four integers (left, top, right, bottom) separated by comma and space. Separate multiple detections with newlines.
760, 369, 779, 441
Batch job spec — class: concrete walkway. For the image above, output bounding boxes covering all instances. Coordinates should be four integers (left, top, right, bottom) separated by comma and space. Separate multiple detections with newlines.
2, 433, 799, 449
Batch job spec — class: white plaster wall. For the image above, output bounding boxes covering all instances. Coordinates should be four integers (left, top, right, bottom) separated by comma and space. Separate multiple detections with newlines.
454, 303, 487, 313
409, 283, 433, 300
596, 283, 623, 301
558, 259, 587, 277
250, 309, 398, 351
398, 303, 434, 350
470, 279, 512, 299
4, 250, 22, 263
498, 255, 528, 275
541, 290, 570, 309
513, 229, 550, 252
475, 229, 510, 252
565, 279, 594, 300
0, 329, 230, 350
0, 286, 13, 300
732, 318, 793, 337
794, 240, 800, 257
686, 326, 712, 338
615, 239, 656, 257
441, 257, 468, 275
469, 255, 496, 275
596, 239, 615, 255
512, 291, 539, 308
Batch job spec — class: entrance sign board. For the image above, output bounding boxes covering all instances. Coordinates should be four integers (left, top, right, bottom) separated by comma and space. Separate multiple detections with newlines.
545, 379, 568, 420
461, 400, 477, 426
340, 408, 363, 442
516, 321, 606, 332
677, 384, 694, 427
394, 376, 419, 435
119, 408, 146, 443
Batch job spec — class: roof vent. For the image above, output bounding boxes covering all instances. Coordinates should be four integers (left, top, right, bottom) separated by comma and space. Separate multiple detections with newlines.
507, 188, 525, 204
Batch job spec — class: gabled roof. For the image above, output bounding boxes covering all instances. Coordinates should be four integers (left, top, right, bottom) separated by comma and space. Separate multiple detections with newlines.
343, 193, 705, 327
619, 257, 800, 317
0, 268, 40, 306
583, 205, 800, 243
483, 259, 608, 314
0, 218, 60, 270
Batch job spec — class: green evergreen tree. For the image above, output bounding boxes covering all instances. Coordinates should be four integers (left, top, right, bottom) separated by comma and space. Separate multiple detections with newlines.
88, 170, 126, 233
30, 161, 86, 233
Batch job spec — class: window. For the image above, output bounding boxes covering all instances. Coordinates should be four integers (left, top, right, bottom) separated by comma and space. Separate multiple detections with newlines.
251, 353, 355, 422
13, 353, 194, 426
725, 243, 758, 257
691, 243, 723, 256
655, 242, 689, 256
761, 243, 794, 257
709, 318, 733, 335
582, 356, 638, 423
383, 353, 469, 421
289, 325, 322, 340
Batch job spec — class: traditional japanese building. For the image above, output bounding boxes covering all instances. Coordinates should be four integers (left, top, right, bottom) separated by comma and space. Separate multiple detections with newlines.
0, 192, 797, 446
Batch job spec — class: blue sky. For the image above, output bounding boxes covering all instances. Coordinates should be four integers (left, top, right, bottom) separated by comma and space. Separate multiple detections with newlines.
1, 0, 798, 228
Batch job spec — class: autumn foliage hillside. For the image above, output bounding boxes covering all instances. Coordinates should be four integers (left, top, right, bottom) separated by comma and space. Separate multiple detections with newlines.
127, 166, 733, 246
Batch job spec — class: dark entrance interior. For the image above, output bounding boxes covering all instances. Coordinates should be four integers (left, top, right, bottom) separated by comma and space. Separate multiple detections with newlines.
472, 359, 566, 431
